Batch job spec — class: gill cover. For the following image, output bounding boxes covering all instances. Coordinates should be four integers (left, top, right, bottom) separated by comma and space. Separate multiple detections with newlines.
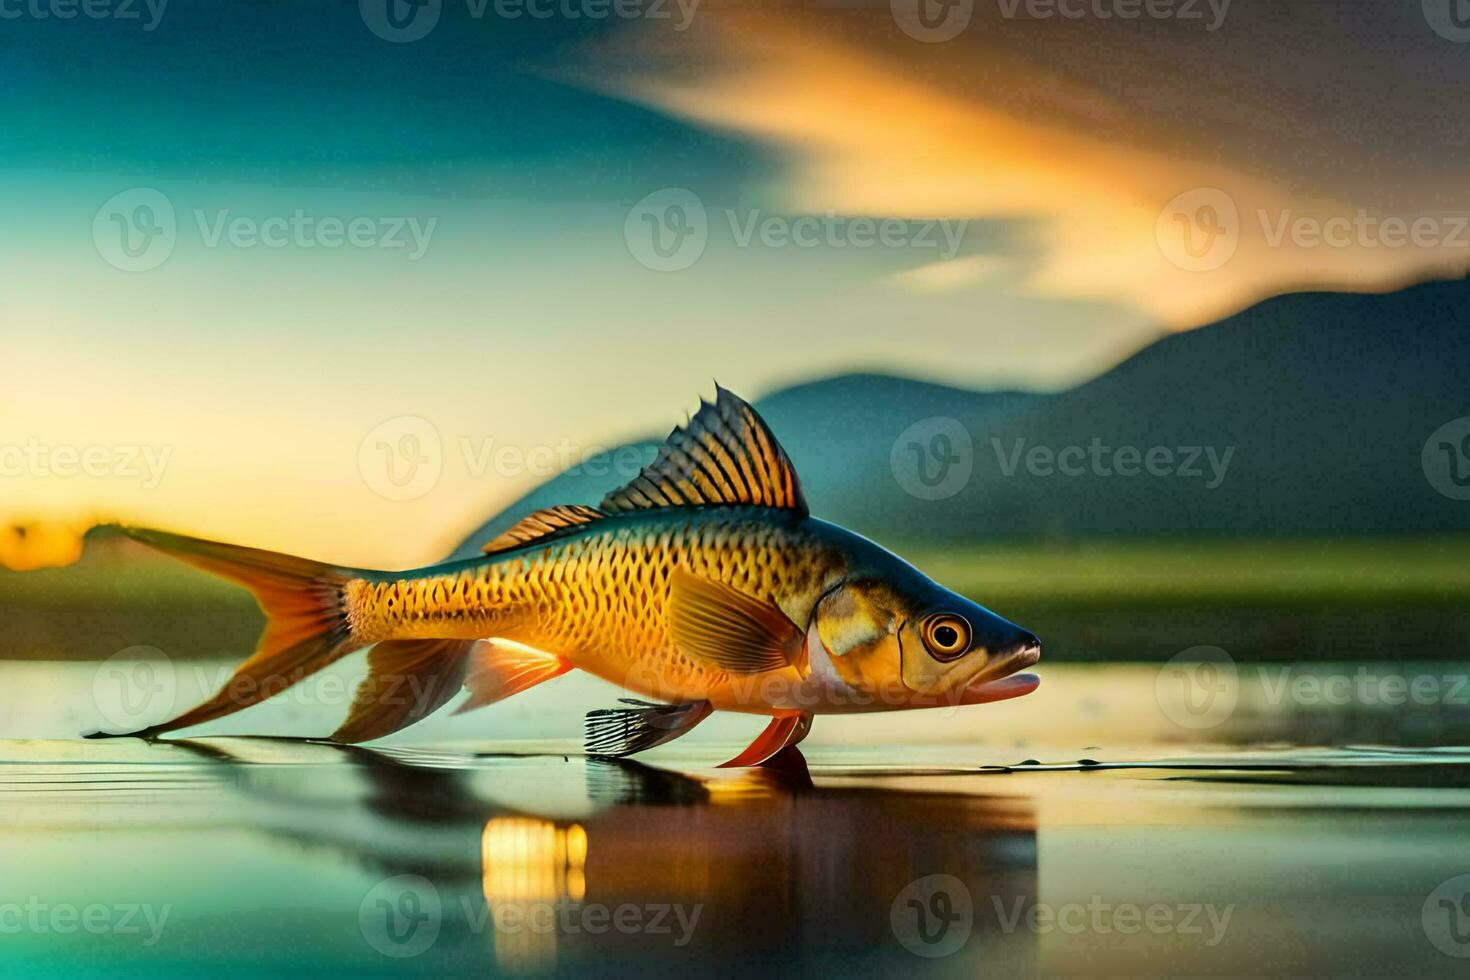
810, 582, 901, 694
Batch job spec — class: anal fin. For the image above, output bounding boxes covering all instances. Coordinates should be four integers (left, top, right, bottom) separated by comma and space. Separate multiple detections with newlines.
584, 699, 713, 758
332, 639, 479, 744
455, 639, 572, 713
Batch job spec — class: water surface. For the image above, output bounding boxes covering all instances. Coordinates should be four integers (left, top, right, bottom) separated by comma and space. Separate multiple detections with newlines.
3, 662, 1469, 976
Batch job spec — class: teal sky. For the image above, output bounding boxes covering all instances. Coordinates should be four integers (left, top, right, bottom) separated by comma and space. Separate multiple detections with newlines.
4, 1, 1467, 563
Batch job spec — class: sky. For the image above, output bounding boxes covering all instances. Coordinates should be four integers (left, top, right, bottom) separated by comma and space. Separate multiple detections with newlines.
2, 0, 1468, 567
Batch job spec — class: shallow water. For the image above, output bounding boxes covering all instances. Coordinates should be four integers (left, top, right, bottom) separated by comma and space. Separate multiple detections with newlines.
4, 661, 1470, 976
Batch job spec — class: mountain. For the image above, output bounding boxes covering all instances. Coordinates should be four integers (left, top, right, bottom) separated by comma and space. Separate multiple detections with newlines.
972, 277, 1470, 538
452, 277, 1470, 556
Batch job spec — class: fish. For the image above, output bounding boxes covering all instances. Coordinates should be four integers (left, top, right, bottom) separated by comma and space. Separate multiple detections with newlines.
92, 388, 1041, 765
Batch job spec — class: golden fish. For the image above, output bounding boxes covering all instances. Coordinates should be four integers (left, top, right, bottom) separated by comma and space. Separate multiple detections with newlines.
95, 388, 1040, 765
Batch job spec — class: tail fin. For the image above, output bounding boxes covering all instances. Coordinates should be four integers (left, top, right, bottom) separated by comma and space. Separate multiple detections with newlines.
89, 527, 358, 738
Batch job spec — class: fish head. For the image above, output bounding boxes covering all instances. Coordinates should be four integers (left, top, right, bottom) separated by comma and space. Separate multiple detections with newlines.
896, 589, 1040, 704
810, 575, 1040, 708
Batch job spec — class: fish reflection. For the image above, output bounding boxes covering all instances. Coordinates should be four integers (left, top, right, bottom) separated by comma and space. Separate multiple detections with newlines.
167, 740, 1037, 972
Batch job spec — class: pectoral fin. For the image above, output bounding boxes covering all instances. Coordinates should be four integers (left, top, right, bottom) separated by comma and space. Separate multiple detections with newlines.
668, 568, 804, 674
584, 699, 714, 758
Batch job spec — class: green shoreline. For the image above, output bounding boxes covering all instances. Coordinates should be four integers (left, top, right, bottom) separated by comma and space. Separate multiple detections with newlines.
2, 536, 1466, 662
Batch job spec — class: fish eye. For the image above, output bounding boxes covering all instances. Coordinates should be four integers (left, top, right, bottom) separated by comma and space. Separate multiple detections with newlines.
920, 614, 971, 661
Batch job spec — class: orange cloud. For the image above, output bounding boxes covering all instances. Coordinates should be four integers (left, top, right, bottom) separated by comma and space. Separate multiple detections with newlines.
592, 8, 1468, 328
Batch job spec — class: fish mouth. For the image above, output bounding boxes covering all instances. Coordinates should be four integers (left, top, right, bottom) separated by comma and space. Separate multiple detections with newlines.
955, 641, 1042, 705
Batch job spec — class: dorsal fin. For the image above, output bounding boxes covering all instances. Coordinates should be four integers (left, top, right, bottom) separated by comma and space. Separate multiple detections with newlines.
599, 387, 808, 516
481, 504, 605, 554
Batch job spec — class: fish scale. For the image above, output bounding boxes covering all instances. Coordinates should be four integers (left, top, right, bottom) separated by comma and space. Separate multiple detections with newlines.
346, 508, 835, 694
